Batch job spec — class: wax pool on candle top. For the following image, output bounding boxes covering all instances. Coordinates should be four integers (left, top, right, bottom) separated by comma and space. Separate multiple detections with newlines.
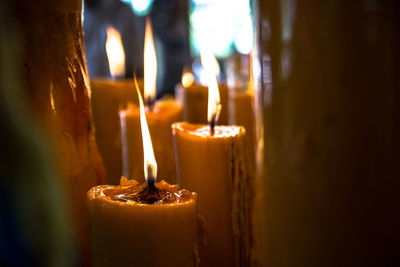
91, 78, 143, 184
88, 177, 199, 267
172, 122, 254, 266
119, 98, 182, 183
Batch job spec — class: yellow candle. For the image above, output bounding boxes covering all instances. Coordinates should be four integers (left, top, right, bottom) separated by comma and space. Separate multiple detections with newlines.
91, 26, 144, 184
118, 17, 181, 183
173, 51, 254, 266
89, 76, 199, 266
91, 78, 143, 184
228, 90, 256, 167
176, 82, 229, 124
119, 99, 182, 183
88, 178, 199, 267
173, 123, 253, 266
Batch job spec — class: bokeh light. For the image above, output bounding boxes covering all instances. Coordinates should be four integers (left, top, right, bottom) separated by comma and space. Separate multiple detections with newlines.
190, 0, 253, 58
122, 0, 153, 16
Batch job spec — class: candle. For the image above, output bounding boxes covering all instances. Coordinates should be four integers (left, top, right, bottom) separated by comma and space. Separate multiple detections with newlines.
88, 82, 199, 267
176, 71, 229, 125
91, 79, 143, 184
119, 18, 182, 183
228, 89, 256, 168
91, 26, 144, 184
173, 50, 254, 266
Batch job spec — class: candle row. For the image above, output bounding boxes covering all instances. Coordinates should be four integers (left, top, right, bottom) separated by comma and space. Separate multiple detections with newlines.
88, 20, 256, 266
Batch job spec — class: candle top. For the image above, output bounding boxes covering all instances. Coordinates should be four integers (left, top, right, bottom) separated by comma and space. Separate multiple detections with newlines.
88, 177, 197, 205
172, 122, 245, 138
121, 98, 182, 118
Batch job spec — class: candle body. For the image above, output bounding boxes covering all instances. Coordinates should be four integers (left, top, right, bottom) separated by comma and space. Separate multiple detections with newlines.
255, 0, 400, 266
14, 3, 106, 265
228, 90, 256, 168
88, 180, 199, 267
173, 123, 254, 266
120, 99, 182, 183
91, 79, 143, 184
176, 83, 228, 124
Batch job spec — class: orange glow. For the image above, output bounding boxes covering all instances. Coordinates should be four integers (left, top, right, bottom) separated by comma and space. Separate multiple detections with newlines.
181, 71, 195, 88
144, 17, 157, 102
200, 49, 221, 124
105, 26, 125, 78
135, 78, 157, 181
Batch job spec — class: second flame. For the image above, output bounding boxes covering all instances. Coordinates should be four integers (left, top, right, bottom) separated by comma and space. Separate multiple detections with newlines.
200, 49, 221, 126
135, 79, 157, 182
144, 17, 157, 103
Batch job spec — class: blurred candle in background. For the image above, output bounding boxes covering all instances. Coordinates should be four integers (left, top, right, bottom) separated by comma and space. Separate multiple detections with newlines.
227, 53, 256, 168
91, 26, 143, 185
173, 51, 255, 266
119, 19, 182, 183
175, 62, 229, 125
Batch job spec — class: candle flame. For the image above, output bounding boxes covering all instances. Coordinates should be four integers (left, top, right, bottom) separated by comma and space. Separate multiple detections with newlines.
105, 26, 125, 78
135, 78, 157, 182
181, 71, 195, 88
200, 49, 221, 126
144, 17, 157, 103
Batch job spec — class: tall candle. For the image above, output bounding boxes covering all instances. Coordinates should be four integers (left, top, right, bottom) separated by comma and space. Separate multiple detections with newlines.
173, 123, 253, 266
228, 89, 256, 168
173, 50, 254, 266
119, 99, 182, 183
91, 79, 143, 184
119, 18, 181, 183
88, 78, 199, 267
176, 79, 229, 124
91, 26, 144, 184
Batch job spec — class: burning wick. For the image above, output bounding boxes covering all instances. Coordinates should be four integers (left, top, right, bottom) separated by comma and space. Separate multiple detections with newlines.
146, 165, 156, 190
134, 78, 158, 193
145, 96, 156, 112
209, 113, 218, 136
201, 49, 221, 136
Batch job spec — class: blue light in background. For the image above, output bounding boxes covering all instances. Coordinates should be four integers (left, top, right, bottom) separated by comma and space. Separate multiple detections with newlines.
190, 0, 253, 58
121, 0, 153, 16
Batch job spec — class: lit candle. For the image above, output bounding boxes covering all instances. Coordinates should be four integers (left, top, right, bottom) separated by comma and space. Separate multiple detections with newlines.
88, 82, 199, 267
119, 18, 182, 183
172, 51, 254, 266
175, 62, 229, 125
91, 26, 143, 184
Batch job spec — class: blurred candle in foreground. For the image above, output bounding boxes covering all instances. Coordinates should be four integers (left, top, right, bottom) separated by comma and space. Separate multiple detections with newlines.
173, 51, 255, 266
88, 82, 199, 267
119, 18, 182, 183
91, 26, 143, 184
